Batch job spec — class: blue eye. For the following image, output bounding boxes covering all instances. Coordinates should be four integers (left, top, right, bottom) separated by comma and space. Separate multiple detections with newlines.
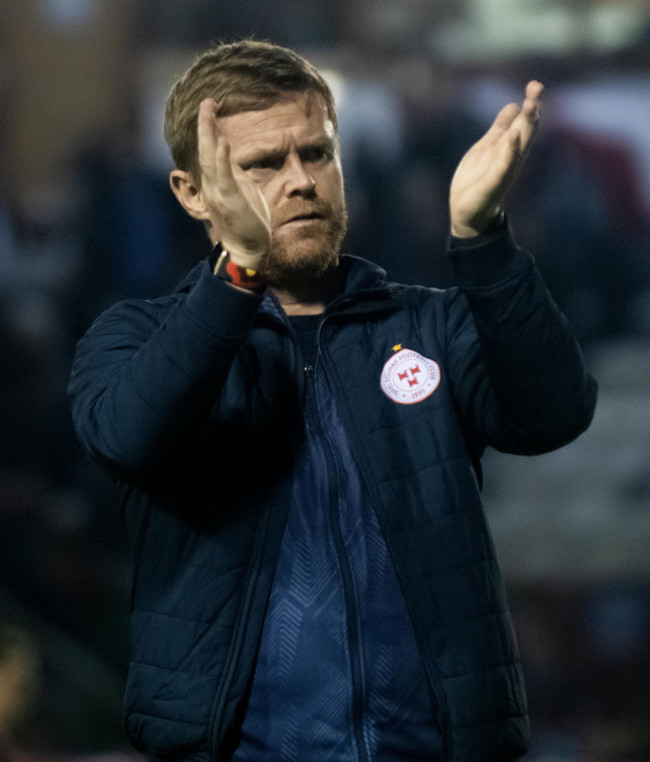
251, 157, 284, 171
301, 145, 334, 164
240, 153, 285, 172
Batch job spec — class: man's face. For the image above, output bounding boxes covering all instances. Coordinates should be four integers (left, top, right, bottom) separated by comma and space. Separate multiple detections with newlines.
217, 92, 347, 288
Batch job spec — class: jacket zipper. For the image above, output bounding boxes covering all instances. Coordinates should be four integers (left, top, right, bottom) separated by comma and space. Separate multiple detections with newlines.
318, 337, 453, 761
203, 289, 394, 759
307, 355, 370, 762
209, 320, 309, 760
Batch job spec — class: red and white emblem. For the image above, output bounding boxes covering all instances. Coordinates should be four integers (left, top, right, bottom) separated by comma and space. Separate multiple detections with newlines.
380, 348, 441, 405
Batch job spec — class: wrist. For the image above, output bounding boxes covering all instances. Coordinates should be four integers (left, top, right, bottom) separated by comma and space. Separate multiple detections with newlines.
213, 248, 267, 294
450, 208, 505, 239
219, 240, 267, 271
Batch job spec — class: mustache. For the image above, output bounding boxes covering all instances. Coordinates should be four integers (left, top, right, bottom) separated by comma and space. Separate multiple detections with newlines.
272, 198, 335, 227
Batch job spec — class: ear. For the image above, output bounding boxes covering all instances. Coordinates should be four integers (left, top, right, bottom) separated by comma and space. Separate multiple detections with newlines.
169, 170, 211, 221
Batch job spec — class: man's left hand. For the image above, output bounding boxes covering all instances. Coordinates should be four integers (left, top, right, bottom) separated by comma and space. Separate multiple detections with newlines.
449, 80, 543, 238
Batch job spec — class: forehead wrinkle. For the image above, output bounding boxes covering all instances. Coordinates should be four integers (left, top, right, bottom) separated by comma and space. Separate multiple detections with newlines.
217, 93, 335, 164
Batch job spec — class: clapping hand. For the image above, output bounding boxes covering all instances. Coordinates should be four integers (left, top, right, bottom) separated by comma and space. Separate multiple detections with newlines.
170, 98, 272, 271
195, 98, 272, 269
449, 81, 543, 238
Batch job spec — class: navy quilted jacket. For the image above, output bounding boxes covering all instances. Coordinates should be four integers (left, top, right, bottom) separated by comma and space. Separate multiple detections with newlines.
68, 225, 597, 761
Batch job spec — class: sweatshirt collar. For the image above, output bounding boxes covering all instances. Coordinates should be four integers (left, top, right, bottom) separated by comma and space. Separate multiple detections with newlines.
258, 255, 398, 322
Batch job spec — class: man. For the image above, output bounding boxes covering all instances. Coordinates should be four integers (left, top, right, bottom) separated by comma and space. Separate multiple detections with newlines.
69, 40, 597, 762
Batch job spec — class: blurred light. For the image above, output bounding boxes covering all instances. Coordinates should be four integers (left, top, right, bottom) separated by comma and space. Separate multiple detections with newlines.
590, 5, 646, 51
37, 0, 98, 29
429, 0, 647, 61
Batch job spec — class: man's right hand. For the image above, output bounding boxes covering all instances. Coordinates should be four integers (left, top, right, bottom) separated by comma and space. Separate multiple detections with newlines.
197, 98, 272, 270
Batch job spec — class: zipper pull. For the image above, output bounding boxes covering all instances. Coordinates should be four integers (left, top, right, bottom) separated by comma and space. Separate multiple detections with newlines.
304, 363, 314, 378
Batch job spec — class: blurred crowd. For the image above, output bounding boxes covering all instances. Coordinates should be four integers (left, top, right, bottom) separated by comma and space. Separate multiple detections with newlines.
2, 3, 650, 759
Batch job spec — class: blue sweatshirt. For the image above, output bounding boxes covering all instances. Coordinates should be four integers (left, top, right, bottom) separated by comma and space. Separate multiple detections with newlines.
232, 322, 442, 759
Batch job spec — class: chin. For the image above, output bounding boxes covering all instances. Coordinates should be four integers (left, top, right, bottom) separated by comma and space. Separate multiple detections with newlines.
268, 249, 337, 286
269, 230, 340, 276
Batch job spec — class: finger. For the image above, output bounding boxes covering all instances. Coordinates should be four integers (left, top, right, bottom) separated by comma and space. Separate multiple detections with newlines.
483, 81, 543, 146
214, 137, 269, 239
197, 98, 219, 178
214, 136, 240, 197
492, 113, 534, 194
511, 80, 543, 152
481, 103, 521, 146
479, 124, 527, 199
522, 80, 544, 120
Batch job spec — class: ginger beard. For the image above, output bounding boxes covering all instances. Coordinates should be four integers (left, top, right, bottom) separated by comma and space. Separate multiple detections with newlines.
264, 195, 348, 292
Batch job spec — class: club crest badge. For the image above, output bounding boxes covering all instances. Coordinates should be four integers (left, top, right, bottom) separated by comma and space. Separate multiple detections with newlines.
380, 347, 441, 405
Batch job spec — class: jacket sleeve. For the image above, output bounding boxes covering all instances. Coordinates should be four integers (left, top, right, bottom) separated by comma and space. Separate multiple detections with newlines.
68, 262, 262, 476
444, 220, 597, 457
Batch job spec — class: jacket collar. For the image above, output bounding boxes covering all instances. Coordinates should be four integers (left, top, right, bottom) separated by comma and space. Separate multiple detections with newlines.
259, 255, 400, 323
173, 254, 401, 322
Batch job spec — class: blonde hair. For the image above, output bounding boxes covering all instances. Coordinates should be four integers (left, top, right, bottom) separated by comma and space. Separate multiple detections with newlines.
164, 39, 337, 184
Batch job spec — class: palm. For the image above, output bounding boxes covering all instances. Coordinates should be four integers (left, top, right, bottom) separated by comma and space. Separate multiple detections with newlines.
198, 98, 271, 267
449, 81, 543, 238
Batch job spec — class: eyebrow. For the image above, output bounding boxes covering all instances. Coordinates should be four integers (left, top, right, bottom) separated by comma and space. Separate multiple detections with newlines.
238, 149, 287, 172
238, 137, 336, 171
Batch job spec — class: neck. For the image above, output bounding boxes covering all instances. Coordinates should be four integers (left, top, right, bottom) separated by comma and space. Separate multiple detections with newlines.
270, 267, 341, 316
276, 298, 326, 316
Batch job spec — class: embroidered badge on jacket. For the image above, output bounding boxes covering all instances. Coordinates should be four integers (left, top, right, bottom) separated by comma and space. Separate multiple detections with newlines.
380, 347, 441, 405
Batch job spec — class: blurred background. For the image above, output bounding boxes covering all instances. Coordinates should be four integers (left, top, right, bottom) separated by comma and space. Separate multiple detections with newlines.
1, 0, 650, 759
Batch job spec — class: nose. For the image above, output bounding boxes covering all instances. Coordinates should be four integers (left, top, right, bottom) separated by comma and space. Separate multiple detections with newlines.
284, 153, 316, 196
